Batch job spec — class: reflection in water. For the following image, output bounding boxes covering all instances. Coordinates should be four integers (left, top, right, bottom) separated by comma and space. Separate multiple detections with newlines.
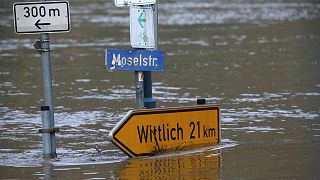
42, 161, 55, 180
120, 150, 221, 180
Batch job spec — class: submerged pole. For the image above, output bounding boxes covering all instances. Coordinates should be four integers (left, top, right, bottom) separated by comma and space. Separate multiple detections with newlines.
39, 33, 57, 158
40, 106, 57, 158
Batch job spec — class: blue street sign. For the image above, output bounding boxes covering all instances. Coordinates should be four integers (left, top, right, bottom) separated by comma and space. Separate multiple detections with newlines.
105, 49, 165, 71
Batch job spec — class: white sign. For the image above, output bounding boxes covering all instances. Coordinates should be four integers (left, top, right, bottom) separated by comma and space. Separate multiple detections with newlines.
130, 6, 155, 49
115, 0, 156, 7
13, 1, 70, 34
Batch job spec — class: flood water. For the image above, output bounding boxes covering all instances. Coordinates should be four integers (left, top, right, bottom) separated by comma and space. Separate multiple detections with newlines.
1, 0, 320, 179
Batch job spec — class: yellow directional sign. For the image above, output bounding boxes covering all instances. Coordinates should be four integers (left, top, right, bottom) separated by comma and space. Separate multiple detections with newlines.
109, 105, 220, 157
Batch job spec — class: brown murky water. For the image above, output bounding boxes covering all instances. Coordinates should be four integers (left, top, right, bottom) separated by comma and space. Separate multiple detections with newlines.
1, 0, 320, 179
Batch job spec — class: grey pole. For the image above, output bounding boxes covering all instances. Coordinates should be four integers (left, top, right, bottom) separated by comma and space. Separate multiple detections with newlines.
135, 71, 144, 109
39, 33, 57, 158
41, 106, 51, 156
40, 33, 54, 125
143, 1, 158, 109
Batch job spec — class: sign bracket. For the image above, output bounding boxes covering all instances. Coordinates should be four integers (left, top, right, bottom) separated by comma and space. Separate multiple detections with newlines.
33, 36, 51, 54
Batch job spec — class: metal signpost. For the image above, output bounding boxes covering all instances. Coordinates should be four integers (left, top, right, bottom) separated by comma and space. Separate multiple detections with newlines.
129, 5, 156, 108
109, 0, 159, 109
13, 1, 70, 158
109, 105, 220, 157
